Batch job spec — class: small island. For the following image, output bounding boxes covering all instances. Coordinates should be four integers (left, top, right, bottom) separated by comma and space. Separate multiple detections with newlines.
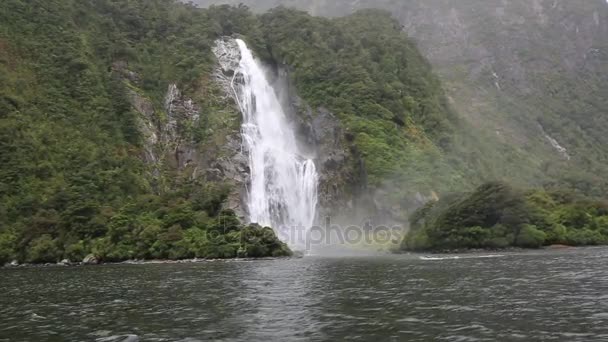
402, 182, 608, 252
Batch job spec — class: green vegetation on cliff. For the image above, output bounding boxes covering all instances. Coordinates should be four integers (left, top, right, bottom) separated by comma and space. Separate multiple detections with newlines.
258, 7, 468, 192
255, 7, 559, 210
0, 0, 291, 264
403, 182, 608, 251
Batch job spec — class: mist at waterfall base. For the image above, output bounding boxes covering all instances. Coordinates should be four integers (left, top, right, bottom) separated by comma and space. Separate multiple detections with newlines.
231, 39, 320, 251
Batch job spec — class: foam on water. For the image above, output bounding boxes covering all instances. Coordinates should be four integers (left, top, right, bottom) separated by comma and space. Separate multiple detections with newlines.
419, 254, 505, 261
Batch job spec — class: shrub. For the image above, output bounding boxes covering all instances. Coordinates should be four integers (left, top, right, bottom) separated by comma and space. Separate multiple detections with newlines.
64, 240, 87, 261
402, 230, 431, 251
566, 229, 605, 246
544, 224, 568, 245
0, 231, 17, 264
27, 234, 61, 263
515, 225, 547, 248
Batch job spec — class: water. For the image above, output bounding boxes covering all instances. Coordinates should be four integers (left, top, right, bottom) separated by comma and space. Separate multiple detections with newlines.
231, 39, 318, 242
2, 248, 608, 341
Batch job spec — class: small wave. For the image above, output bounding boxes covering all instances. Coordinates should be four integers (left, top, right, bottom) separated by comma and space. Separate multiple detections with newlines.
96, 335, 139, 342
419, 256, 461, 261
419, 254, 505, 261
472, 254, 505, 259
30, 313, 46, 321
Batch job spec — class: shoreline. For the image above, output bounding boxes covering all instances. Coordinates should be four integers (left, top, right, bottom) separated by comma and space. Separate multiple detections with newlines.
3, 245, 598, 269
1, 255, 302, 269
399, 244, 589, 255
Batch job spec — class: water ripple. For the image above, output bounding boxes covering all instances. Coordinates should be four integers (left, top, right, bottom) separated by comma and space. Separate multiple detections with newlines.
1, 248, 608, 341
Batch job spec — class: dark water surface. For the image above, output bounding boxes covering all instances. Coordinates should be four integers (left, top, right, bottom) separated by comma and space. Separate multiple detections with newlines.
2, 248, 608, 341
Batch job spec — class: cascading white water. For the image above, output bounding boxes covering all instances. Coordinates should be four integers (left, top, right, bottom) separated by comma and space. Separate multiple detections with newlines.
231, 39, 318, 246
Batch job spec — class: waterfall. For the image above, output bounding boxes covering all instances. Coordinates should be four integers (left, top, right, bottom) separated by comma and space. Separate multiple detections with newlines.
231, 39, 318, 246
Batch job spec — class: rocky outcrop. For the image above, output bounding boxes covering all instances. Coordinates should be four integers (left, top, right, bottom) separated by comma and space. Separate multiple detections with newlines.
82, 254, 99, 265
297, 104, 354, 220
212, 38, 241, 81
162, 83, 202, 174
309, 108, 351, 211
208, 38, 250, 220
209, 38, 250, 217
125, 82, 202, 179
113, 49, 248, 218
205, 132, 249, 219
58, 259, 71, 266
127, 90, 158, 166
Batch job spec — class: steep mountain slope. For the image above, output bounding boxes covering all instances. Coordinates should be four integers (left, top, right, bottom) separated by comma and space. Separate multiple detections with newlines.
1, 0, 467, 261
0, 0, 293, 263
192, 0, 608, 196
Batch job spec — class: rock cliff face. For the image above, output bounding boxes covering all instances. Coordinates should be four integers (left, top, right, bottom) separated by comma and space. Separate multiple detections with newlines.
211, 37, 366, 225
287, 85, 358, 223
113, 61, 203, 177
113, 47, 248, 219
208, 38, 250, 219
